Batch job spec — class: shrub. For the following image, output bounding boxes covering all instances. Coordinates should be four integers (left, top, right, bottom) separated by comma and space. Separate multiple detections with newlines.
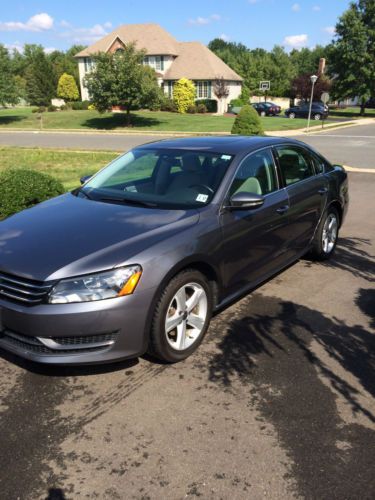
47, 104, 58, 112
71, 100, 90, 110
229, 98, 244, 107
187, 104, 197, 114
160, 97, 177, 112
231, 105, 264, 136
195, 99, 217, 113
88, 103, 96, 111
196, 103, 207, 113
173, 78, 196, 113
57, 73, 80, 101
0, 169, 65, 219
31, 106, 46, 113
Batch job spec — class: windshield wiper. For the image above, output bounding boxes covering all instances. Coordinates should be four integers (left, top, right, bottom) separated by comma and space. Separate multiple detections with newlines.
98, 196, 158, 208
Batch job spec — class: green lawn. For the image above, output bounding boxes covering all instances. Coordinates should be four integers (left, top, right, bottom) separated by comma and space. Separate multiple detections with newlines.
329, 106, 375, 119
0, 107, 316, 132
0, 147, 118, 191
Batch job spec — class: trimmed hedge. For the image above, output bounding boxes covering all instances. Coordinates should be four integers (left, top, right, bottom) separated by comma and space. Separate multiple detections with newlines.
0, 169, 65, 219
231, 105, 264, 136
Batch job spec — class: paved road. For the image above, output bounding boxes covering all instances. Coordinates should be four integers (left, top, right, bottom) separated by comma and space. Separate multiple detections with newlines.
0, 122, 374, 168
295, 123, 375, 169
0, 172, 374, 499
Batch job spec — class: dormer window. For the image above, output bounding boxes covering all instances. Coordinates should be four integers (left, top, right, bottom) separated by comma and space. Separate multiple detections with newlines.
144, 56, 164, 71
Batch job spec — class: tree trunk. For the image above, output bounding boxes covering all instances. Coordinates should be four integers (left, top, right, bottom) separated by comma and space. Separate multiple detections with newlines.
360, 102, 366, 116
125, 106, 131, 126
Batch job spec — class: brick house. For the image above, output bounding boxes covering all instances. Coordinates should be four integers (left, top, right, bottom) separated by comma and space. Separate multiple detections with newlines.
75, 23, 243, 113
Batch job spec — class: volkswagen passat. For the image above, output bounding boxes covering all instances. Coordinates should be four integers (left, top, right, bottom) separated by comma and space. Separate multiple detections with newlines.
0, 137, 348, 365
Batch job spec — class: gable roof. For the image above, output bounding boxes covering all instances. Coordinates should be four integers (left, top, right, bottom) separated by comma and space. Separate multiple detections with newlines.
74, 23, 243, 82
75, 23, 179, 57
164, 42, 243, 81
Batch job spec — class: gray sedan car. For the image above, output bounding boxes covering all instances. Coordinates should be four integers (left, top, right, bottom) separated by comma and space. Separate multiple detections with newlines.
0, 137, 348, 365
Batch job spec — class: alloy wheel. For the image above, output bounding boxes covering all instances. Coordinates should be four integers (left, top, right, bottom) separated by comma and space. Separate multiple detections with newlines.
322, 213, 338, 254
165, 282, 208, 351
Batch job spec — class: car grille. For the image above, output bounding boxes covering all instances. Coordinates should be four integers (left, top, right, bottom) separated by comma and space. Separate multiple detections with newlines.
0, 271, 53, 305
0, 329, 118, 355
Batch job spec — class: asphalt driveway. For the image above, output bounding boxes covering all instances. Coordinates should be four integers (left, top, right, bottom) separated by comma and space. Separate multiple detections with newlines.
0, 170, 374, 499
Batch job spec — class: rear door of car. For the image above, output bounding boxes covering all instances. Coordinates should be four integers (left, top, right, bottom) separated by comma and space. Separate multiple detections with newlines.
273, 144, 329, 253
219, 147, 291, 295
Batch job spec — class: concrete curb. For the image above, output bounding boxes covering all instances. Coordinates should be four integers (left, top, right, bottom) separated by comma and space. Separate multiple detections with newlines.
344, 165, 375, 174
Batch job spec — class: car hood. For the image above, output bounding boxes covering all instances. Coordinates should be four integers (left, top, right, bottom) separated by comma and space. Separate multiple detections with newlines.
0, 193, 200, 282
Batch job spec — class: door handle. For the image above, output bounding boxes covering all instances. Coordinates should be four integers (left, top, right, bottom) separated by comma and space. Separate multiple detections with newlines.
318, 187, 328, 195
276, 205, 289, 214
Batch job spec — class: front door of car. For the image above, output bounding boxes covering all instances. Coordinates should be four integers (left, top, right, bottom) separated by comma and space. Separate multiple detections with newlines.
274, 145, 329, 252
220, 147, 291, 296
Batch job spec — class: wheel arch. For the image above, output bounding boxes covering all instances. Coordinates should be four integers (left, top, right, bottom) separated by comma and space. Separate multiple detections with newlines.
142, 257, 221, 348
328, 199, 343, 227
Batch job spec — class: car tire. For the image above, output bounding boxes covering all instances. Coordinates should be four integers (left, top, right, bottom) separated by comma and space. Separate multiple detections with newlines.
148, 269, 213, 363
289, 112, 296, 119
260, 111, 266, 117
310, 207, 339, 260
313, 113, 321, 120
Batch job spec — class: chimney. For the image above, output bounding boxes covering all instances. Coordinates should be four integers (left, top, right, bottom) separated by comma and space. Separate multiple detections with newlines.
318, 58, 326, 75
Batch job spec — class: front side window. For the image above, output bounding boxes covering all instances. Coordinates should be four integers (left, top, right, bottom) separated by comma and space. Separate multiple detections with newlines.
276, 146, 315, 186
196, 81, 211, 99
80, 148, 234, 209
229, 148, 278, 197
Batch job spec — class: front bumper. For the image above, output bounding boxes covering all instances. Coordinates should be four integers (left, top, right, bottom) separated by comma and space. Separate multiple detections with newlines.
0, 286, 157, 365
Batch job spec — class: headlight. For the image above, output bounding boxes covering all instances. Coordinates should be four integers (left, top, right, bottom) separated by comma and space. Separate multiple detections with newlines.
48, 265, 142, 304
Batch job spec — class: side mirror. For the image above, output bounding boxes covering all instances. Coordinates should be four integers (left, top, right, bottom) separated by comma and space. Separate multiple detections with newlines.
80, 174, 92, 185
227, 192, 265, 210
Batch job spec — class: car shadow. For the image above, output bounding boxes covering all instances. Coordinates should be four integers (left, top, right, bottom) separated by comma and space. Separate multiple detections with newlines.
83, 113, 161, 130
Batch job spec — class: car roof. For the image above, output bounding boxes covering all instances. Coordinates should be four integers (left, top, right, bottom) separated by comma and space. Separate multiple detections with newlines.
137, 136, 302, 155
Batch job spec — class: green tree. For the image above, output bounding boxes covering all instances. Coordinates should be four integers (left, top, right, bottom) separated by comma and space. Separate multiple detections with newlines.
49, 45, 85, 92
329, 0, 375, 114
57, 73, 79, 101
85, 44, 161, 125
0, 45, 19, 106
25, 45, 56, 106
173, 78, 196, 113
231, 105, 264, 135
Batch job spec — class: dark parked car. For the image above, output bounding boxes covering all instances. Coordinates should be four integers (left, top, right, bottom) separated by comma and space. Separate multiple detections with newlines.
252, 102, 281, 116
0, 137, 348, 365
285, 102, 329, 120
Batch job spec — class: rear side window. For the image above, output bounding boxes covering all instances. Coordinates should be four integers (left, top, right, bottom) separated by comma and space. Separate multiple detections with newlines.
229, 148, 278, 196
276, 146, 315, 186
310, 151, 333, 174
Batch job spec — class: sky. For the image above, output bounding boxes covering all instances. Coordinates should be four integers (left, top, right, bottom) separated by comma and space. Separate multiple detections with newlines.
0, 0, 352, 54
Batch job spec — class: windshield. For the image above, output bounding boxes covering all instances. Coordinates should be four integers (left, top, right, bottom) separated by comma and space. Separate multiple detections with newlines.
80, 148, 234, 209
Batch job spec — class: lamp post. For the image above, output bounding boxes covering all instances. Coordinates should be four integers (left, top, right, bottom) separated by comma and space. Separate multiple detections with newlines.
307, 74, 318, 132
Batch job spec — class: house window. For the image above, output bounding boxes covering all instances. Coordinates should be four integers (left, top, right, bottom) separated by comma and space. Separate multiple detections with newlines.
143, 56, 164, 71
167, 81, 174, 98
84, 57, 94, 73
196, 81, 211, 99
